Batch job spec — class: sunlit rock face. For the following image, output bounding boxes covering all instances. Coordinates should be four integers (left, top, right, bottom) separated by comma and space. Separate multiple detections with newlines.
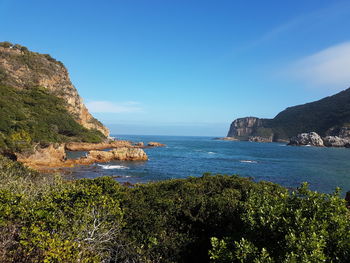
0, 45, 109, 136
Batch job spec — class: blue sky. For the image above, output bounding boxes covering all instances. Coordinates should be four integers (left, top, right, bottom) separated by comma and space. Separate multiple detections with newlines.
1, 0, 350, 136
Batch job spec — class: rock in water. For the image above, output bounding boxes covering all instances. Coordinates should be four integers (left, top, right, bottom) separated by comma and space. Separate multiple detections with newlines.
77, 147, 148, 164
323, 136, 350, 147
147, 142, 166, 147
16, 145, 148, 169
288, 132, 324, 147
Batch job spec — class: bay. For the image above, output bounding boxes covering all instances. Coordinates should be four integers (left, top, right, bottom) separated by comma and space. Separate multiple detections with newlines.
67, 135, 350, 194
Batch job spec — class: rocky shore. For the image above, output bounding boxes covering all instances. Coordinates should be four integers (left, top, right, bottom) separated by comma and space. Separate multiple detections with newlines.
15, 140, 166, 170
288, 132, 350, 148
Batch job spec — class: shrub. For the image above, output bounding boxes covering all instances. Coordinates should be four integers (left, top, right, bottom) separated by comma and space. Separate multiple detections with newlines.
0, 85, 105, 153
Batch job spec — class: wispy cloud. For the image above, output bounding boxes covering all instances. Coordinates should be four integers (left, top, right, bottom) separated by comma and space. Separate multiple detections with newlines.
235, 2, 350, 54
86, 101, 142, 113
288, 42, 350, 89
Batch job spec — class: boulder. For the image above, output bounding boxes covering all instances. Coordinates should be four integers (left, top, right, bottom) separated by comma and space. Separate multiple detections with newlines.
288, 132, 324, 147
323, 136, 350, 147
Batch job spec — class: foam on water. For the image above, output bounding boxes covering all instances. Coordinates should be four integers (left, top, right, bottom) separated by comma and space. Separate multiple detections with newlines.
97, 164, 129, 170
240, 160, 258, 164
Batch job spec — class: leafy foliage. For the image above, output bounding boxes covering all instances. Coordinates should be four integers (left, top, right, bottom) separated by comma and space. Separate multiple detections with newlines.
0, 156, 124, 262
0, 85, 105, 152
1, 157, 350, 262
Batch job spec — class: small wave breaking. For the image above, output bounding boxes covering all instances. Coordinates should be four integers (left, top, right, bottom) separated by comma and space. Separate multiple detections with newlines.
240, 160, 258, 164
97, 164, 129, 170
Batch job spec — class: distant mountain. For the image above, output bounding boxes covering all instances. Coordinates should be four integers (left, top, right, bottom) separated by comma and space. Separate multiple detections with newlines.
0, 41, 109, 153
227, 88, 350, 142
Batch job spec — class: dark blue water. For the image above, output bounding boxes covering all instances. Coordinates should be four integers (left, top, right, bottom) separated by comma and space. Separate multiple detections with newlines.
67, 135, 350, 194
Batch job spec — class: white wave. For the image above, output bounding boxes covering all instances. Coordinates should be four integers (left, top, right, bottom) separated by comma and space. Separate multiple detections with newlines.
240, 160, 258, 164
98, 164, 129, 170
208, 152, 216, 154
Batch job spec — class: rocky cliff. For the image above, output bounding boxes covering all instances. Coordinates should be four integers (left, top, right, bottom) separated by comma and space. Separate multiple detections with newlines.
227, 117, 274, 142
227, 87, 350, 142
0, 42, 109, 136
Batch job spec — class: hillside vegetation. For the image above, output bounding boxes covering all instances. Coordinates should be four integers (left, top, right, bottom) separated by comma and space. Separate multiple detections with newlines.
1, 155, 350, 262
0, 41, 108, 153
270, 88, 350, 139
228, 88, 350, 141
0, 85, 105, 153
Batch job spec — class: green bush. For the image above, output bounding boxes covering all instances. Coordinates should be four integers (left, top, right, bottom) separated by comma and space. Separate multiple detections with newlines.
1, 156, 350, 262
0, 156, 124, 262
209, 183, 350, 262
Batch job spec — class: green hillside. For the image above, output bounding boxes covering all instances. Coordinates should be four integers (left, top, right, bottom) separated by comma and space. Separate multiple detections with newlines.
0, 85, 105, 153
270, 88, 350, 139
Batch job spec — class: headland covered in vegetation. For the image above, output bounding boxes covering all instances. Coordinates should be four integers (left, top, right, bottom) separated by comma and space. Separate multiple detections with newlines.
1, 42, 350, 262
225, 88, 350, 144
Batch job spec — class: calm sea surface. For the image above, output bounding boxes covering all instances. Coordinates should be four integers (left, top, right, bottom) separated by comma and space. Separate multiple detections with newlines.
66, 135, 350, 194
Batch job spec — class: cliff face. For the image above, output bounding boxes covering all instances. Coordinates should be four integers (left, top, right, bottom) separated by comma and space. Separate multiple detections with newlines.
0, 44, 109, 136
227, 117, 274, 142
227, 117, 264, 137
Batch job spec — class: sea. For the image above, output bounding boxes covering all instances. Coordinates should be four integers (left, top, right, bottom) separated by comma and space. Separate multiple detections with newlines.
65, 135, 350, 195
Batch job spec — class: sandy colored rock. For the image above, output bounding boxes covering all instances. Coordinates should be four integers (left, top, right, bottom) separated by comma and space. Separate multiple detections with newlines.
16, 144, 67, 168
16, 144, 148, 170
147, 142, 166, 147
65, 140, 132, 151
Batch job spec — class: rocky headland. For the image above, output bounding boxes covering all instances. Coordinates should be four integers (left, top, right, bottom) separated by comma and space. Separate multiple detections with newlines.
0, 42, 167, 169
224, 87, 350, 147
0, 43, 109, 136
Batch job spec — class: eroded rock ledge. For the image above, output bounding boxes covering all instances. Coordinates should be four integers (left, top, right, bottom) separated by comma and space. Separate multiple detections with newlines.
16, 144, 148, 170
65, 140, 132, 151
15, 140, 167, 170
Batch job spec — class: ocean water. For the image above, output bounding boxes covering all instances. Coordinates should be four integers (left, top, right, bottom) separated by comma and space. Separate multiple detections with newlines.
66, 135, 350, 194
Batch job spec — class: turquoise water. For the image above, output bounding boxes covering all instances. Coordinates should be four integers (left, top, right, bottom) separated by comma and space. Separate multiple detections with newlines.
67, 135, 350, 194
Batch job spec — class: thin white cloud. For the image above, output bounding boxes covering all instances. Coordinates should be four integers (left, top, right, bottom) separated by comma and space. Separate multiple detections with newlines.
232, 2, 350, 55
86, 101, 142, 113
288, 42, 350, 88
